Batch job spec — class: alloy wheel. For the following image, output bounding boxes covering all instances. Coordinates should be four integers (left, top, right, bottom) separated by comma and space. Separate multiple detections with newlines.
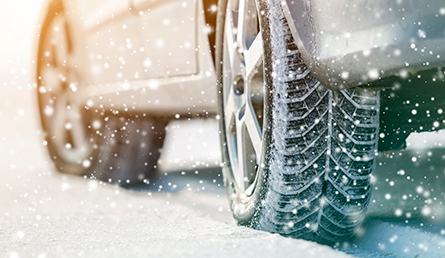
222, 0, 264, 198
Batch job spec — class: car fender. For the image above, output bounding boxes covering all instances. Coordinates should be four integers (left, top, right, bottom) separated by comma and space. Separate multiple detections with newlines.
282, 0, 445, 90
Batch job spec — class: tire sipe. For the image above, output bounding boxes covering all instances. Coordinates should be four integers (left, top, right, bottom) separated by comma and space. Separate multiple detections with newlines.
36, 2, 166, 185
216, 0, 380, 242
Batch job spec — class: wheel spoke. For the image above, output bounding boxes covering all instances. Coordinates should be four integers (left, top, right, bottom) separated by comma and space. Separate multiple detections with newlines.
223, 32, 245, 133
52, 16, 69, 68
225, 9, 237, 55
245, 34, 263, 81
236, 0, 248, 52
236, 0, 258, 53
224, 93, 238, 133
243, 102, 262, 162
229, 56, 244, 85
225, 13, 244, 78
236, 109, 247, 192
67, 106, 88, 149
41, 66, 65, 93
51, 94, 68, 148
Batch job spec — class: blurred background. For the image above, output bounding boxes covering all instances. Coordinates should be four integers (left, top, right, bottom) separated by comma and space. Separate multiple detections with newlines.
1, 1, 445, 257
0, 0, 47, 173
0, 0, 222, 175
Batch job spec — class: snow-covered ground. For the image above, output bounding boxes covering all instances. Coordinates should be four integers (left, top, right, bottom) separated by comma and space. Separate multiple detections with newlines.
1, 94, 444, 257
0, 159, 352, 258
0, 88, 351, 257
1, 1, 445, 257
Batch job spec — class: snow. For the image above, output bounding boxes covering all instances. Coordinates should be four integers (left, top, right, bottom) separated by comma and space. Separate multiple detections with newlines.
1, 0, 445, 257
0, 168, 352, 258
1, 104, 444, 257
1, 77, 445, 257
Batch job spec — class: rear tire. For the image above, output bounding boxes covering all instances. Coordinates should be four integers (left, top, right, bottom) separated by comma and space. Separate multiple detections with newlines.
36, 2, 166, 185
216, 0, 380, 242
88, 114, 166, 184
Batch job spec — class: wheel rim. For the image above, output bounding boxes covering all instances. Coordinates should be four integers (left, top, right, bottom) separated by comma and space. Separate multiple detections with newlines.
223, 0, 264, 198
38, 15, 92, 165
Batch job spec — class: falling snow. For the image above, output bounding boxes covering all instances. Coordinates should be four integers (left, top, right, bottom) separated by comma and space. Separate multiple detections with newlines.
1, 0, 445, 257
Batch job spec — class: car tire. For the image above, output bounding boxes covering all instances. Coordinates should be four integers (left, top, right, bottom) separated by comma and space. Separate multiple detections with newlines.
36, 2, 166, 185
216, 0, 380, 242
88, 114, 166, 184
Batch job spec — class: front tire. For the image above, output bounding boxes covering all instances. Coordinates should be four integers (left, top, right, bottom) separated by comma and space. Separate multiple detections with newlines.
216, 0, 380, 242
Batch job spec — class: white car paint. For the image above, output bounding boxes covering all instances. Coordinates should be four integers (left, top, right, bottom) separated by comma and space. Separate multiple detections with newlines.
53, 0, 217, 115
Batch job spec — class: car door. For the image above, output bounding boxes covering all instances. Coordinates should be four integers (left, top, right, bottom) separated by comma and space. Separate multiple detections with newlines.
132, 0, 198, 79
80, 0, 144, 85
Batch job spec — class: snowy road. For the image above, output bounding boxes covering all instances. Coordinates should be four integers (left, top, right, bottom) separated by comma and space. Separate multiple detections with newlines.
0, 94, 352, 258
1, 1, 445, 257
0, 98, 444, 257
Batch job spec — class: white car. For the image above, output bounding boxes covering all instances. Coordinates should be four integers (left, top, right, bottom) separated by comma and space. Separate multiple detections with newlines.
36, 0, 445, 242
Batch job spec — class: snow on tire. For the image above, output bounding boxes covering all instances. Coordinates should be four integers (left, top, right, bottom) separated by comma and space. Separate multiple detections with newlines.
216, 0, 380, 242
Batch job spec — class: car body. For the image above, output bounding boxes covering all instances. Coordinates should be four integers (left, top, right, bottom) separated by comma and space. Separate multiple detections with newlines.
38, 0, 218, 117
284, 0, 445, 90
36, 0, 445, 242
37, 0, 445, 148
38, 0, 445, 93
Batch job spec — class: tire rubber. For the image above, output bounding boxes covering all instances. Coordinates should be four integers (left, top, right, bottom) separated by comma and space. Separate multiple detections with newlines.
217, 0, 380, 242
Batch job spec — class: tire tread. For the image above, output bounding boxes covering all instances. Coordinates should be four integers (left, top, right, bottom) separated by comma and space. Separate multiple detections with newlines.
256, 4, 379, 242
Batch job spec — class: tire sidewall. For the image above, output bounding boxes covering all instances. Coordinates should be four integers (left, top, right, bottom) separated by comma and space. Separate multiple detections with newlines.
216, 0, 275, 227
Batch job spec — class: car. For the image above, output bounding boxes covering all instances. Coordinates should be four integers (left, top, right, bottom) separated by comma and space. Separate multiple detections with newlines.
36, 0, 445, 243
